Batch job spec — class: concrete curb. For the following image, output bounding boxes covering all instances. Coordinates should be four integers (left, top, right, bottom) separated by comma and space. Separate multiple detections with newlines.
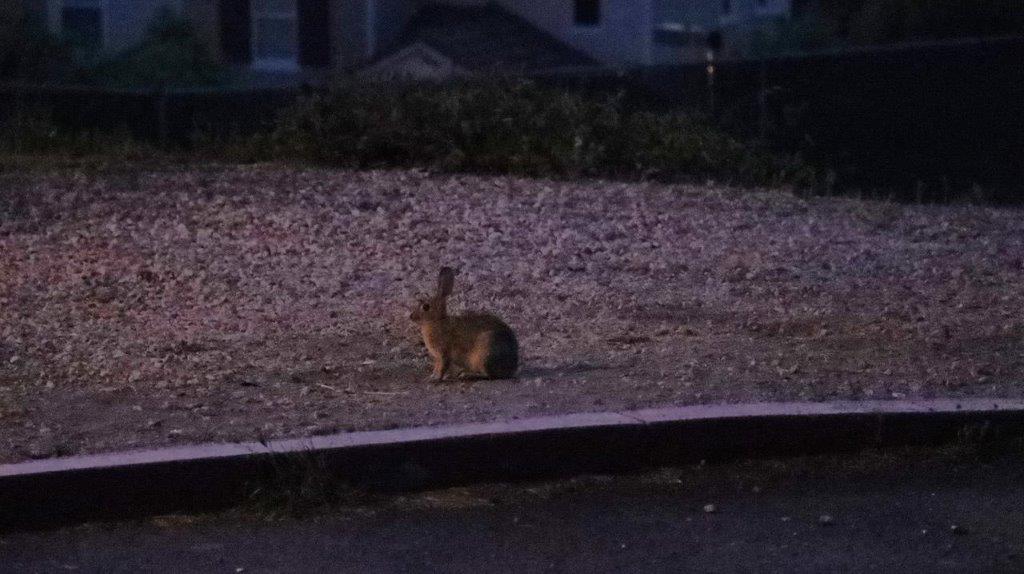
2, 399, 1023, 531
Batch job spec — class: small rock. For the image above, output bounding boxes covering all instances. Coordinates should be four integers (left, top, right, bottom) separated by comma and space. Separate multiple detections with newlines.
703, 504, 717, 513
819, 514, 834, 526
8, 355, 20, 365
950, 524, 968, 536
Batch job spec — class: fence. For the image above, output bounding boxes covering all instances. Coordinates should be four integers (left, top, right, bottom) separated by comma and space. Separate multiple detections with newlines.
3, 36, 1023, 201
631, 36, 1024, 201
0, 83, 303, 146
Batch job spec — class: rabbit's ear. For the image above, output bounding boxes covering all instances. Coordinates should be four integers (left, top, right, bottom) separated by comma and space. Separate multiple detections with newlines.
436, 267, 456, 299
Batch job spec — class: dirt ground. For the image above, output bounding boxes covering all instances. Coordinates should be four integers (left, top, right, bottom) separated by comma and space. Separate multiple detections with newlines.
1, 165, 1022, 463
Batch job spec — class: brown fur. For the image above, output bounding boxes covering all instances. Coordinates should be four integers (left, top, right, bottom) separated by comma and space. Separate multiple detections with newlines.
410, 268, 519, 382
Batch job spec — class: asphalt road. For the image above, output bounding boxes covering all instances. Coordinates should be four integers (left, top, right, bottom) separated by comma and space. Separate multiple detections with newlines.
2, 446, 1022, 573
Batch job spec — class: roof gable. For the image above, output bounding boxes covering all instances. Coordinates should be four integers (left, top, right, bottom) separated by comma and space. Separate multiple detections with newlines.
359, 42, 467, 81
376, 3, 601, 75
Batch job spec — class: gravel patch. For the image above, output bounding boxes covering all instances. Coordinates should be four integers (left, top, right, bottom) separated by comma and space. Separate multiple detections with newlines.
1, 165, 1022, 463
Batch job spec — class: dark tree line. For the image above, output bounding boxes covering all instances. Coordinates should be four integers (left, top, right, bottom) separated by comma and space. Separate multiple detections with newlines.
794, 0, 1024, 46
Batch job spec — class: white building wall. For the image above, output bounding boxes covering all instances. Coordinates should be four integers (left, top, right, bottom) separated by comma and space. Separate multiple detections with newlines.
655, 0, 720, 28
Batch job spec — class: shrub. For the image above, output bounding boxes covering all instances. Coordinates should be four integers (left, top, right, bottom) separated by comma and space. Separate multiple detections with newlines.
0, 0, 74, 82
271, 78, 813, 188
749, 15, 837, 57
83, 10, 223, 89
2, 4, 221, 88
0, 105, 149, 160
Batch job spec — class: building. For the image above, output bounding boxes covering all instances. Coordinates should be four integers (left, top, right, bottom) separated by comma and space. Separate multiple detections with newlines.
500, 0, 790, 65
34, 0, 791, 78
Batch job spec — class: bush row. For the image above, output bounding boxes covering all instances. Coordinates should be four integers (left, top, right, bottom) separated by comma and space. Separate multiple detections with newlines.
267, 79, 814, 188
1, 78, 814, 190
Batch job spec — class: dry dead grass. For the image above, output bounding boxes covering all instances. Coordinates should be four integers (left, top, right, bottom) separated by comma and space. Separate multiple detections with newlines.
1, 165, 1022, 462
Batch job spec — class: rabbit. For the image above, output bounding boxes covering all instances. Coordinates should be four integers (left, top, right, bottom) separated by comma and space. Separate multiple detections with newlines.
409, 267, 519, 383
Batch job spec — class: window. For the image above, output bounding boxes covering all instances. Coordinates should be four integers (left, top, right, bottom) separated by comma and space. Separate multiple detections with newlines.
252, 0, 298, 69
62, 0, 102, 51
574, 0, 601, 26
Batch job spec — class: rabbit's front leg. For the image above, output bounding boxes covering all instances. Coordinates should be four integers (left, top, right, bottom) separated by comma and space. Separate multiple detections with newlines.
426, 355, 450, 384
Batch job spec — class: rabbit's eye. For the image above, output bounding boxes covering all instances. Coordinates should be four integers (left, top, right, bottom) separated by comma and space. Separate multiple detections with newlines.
422, 303, 431, 311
